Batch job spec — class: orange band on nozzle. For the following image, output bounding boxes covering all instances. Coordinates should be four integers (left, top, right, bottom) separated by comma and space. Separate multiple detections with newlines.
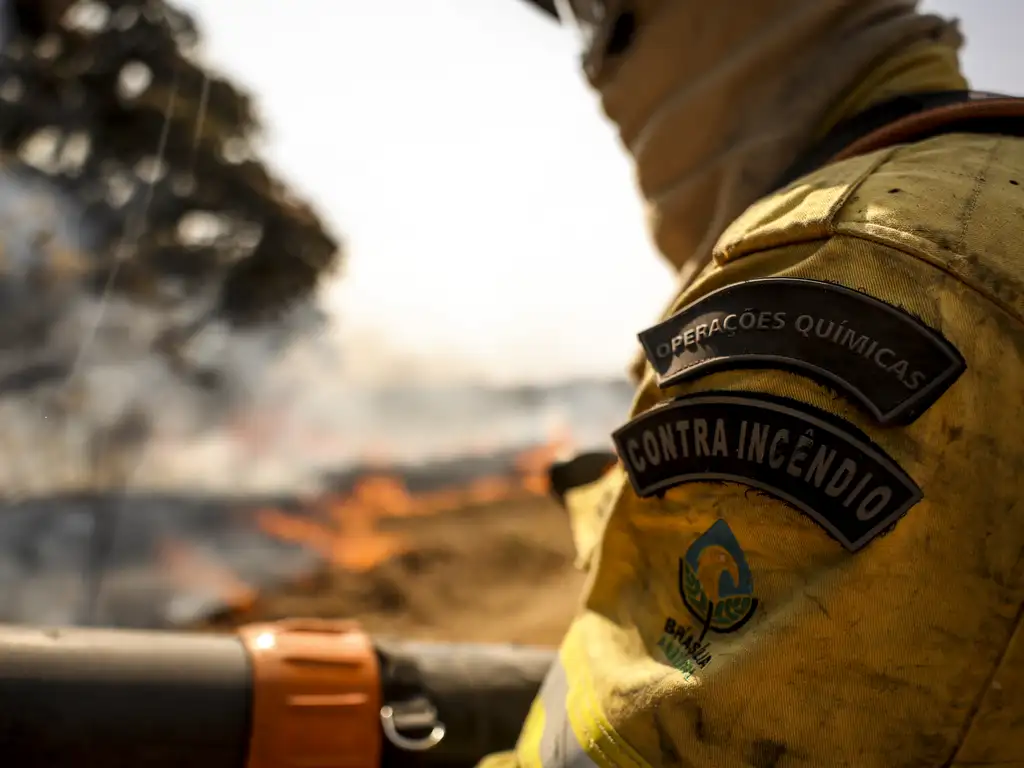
238, 619, 382, 768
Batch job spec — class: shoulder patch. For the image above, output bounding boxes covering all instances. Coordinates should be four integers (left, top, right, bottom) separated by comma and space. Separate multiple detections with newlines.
612, 392, 922, 551
638, 278, 965, 425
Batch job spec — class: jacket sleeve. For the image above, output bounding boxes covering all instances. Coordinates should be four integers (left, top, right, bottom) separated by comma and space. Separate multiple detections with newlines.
480, 132, 1024, 768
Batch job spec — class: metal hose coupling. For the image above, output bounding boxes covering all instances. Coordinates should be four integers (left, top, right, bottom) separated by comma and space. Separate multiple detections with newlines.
380, 697, 446, 752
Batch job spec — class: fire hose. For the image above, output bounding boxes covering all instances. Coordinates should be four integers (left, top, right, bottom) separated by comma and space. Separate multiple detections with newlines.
0, 454, 615, 767
0, 619, 556, 768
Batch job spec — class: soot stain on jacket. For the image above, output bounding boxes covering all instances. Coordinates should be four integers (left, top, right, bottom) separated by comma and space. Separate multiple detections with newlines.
748, 738, 787, 768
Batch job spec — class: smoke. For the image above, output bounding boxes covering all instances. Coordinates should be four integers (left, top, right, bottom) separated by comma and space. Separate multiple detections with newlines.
0, 167, 301, 494
0, 490, 321, 626
0, 0, 642, 629
0, 0, 348, 498
197, 315, 635, 475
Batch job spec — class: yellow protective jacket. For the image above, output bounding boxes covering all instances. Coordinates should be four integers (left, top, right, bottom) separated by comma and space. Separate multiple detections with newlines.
483, 52, 1024, 768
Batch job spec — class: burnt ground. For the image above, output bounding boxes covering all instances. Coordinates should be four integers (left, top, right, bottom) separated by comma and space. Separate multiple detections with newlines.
201, 497, 586, 645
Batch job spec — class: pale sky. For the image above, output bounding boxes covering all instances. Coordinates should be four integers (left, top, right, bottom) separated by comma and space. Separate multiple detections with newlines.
179, 0, 1019, 383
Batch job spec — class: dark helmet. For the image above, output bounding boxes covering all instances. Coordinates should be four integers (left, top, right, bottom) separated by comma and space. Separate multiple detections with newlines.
518, 1, 635, 79
522, 0, 558, 16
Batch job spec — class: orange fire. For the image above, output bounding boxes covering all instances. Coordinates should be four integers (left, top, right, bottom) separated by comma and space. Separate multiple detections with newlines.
156, 429, 578, 619
255, 429, 574, 573
159, 537, 259, 613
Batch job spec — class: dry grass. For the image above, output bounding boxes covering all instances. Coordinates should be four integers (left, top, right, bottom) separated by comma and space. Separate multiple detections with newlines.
200, 496, 586, 646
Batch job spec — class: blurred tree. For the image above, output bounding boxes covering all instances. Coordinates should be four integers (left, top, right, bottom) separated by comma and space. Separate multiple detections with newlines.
0, 0, 341, 336
0, 0, 347, 622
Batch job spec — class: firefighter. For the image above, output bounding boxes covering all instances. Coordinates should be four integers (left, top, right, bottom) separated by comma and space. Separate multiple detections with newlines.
2, 2, 1023, 767
485, 1, 1024, 766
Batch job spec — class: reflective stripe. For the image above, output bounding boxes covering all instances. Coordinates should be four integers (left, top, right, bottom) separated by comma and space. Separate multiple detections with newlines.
538, 658, 600, 768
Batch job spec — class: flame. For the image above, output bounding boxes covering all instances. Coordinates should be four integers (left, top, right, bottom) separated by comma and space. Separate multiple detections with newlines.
165, 429, 579, 620
159, 537, 259, 613
257, 428, 575, 573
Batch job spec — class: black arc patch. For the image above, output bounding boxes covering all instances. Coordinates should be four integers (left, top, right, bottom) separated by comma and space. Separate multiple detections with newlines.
638, 278, 965, 425
612, 393, 923, 551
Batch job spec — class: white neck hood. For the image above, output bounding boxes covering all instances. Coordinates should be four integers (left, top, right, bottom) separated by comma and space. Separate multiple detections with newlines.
583, 0, 962, 284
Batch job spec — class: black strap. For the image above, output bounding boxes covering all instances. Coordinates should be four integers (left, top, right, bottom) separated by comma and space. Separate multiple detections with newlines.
547, 451, 618, 505
773, 90, 1024, 191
